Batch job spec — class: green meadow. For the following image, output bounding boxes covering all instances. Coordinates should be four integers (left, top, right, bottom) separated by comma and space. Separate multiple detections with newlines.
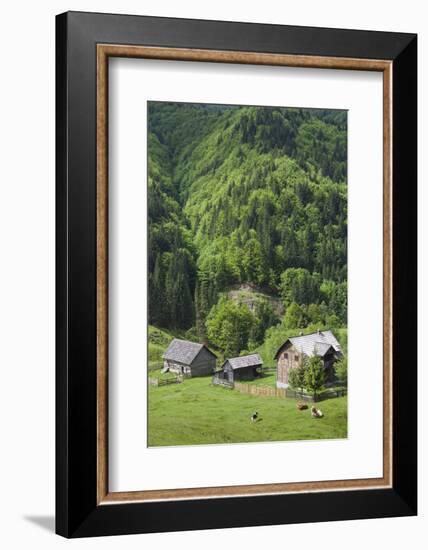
148, 375, 347, 447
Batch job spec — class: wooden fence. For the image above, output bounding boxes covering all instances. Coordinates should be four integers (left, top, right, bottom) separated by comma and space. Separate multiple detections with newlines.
224, 382, 346, 402
212, 377, 234, 389
317, 388, 347, 401
284, 388, 313, 402
148, 375, 183, 387
285, 387, 347, 403
234, 382, 287, 398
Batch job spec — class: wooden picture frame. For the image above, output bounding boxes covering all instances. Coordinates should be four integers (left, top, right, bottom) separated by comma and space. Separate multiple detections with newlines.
56, 11, 417, 538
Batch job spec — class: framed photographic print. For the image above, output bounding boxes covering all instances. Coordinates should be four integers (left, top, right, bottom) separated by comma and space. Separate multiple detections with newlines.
56, 11, 417, 538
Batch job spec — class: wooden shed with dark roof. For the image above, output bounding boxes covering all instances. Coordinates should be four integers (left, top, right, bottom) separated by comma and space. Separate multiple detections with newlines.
162, 338, 217, 377
220, 353, 263, 383
274, 330, 342, 389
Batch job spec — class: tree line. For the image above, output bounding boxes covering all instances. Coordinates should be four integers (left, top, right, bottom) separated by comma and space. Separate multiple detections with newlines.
148, 102, 347, 357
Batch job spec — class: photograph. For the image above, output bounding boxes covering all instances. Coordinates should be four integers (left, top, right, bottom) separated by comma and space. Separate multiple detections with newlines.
147, 101, 348, 447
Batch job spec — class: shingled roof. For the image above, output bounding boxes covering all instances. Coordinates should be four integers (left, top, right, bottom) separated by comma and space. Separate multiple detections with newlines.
274, 330, 342, 359
163, 338, 217, 365
223, 353, 263, 370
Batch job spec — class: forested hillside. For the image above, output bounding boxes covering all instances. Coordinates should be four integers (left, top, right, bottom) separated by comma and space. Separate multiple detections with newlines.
148, 102, 347, 358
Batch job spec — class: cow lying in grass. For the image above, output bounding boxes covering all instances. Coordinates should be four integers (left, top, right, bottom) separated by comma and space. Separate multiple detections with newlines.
311, 406, 324, 418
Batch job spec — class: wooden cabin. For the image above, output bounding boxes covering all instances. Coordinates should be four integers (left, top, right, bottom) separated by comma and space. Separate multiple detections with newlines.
220, 353, 263, 383
162, 338, 217, 377
274, 330, 342, 389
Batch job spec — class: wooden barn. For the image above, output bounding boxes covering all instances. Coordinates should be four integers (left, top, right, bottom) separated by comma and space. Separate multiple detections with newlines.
219, 353, 263, 383
162, 338, 217, 377
275, 330, 342, 389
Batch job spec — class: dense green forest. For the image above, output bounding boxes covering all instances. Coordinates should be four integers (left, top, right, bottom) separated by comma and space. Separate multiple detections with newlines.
148, 102, 347, 358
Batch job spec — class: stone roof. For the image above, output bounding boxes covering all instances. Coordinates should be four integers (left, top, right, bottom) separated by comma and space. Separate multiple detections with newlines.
274, 330, 342, 359
163, 338, 216, 365
223, 353, 263, 370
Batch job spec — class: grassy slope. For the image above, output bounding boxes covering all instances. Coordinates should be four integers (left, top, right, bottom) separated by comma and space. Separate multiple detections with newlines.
246, 371, 277, 387
148, 325, 175, 366
148, 376, 347, 447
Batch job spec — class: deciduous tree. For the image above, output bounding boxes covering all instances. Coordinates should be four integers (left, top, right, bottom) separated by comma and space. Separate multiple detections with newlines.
334, 355, 348, 387
304, 355, 326, 399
